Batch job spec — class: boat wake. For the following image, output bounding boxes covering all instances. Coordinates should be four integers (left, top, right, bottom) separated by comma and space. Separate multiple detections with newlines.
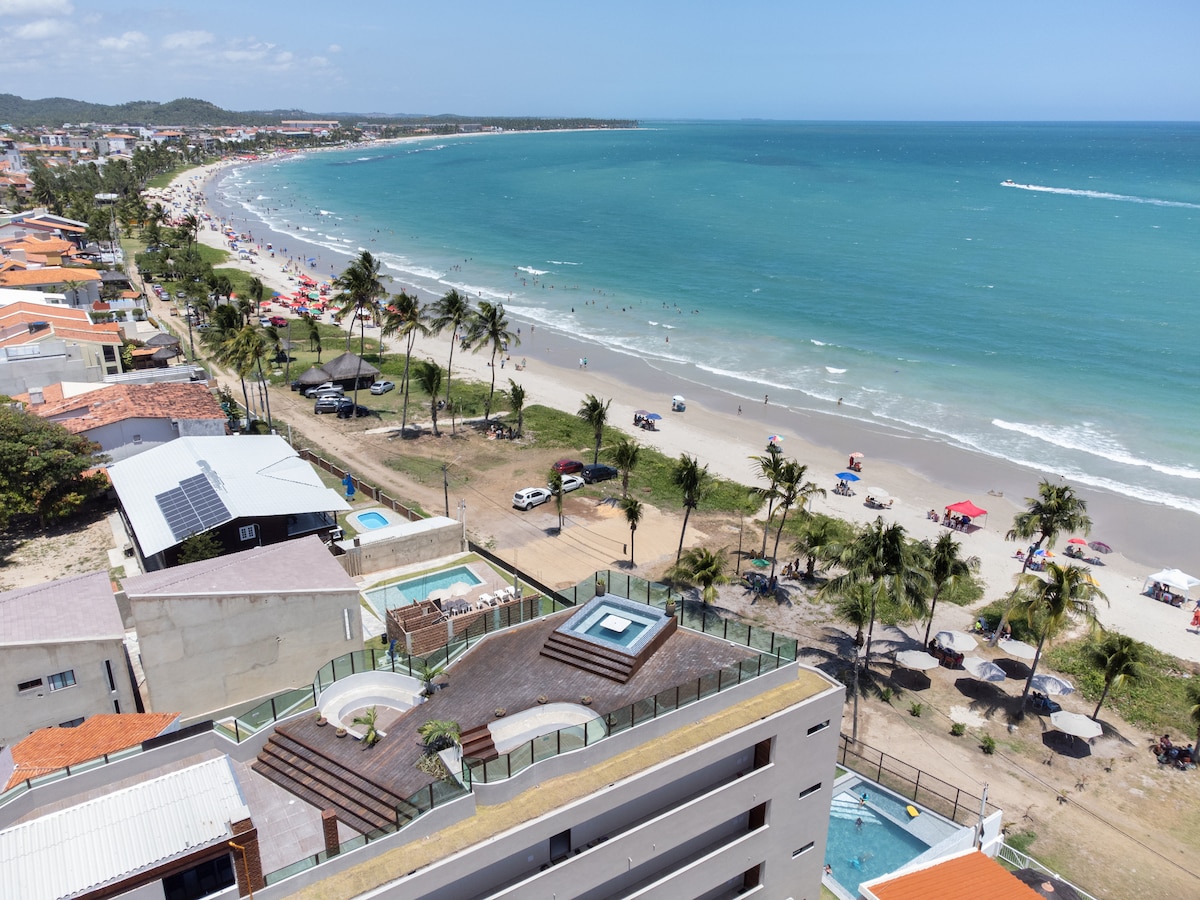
1001, 181, 1200, 209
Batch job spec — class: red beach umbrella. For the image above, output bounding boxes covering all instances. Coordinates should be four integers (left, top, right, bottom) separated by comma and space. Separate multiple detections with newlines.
1067, 538, 1088, 545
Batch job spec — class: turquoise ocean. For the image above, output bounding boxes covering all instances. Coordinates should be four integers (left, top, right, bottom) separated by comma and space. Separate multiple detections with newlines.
214, 122, 1200, 518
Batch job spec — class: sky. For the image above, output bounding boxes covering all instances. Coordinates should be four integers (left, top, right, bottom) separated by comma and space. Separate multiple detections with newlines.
1, 0, 1197, 121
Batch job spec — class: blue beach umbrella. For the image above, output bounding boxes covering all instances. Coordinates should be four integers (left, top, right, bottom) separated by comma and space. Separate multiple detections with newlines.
645, 412, 662, 421
835, 472, 861, 482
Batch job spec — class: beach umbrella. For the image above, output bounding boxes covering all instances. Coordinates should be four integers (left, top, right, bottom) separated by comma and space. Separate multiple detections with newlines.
750, 557, 771, 568
866, 486, 889, 499
835, 472, 861, 482
1051, 710, 1102, 740
962, 656, 1006, 682
895, 650, 940, 671
768, 434, 784, 445
1000, 639, 1038, 660
934, 630, 978, 653
448, 581, 473, 597
633, 409, 651, 417
1088, 541, 1113, 554
428, 587, 452, 603
1067, 537, 1088, 545
1034, 549, 1053, 557
848, 451, 865, 458
645, 412, 662, 420
1030, 673, 1075, 696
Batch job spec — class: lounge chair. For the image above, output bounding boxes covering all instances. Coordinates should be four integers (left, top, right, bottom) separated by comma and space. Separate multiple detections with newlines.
478, 592, 494, 606
502, 585, 517, 600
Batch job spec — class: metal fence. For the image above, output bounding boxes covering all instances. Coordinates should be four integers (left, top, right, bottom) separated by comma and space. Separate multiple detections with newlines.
838, 734, 996, 827
996, 842, 1101, 900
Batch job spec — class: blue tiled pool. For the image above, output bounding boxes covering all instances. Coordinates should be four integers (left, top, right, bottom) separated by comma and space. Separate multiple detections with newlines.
559, 596, 670, 656
357, 511, 389, 529
826, 785, 930, 895
364, 565, 482, 614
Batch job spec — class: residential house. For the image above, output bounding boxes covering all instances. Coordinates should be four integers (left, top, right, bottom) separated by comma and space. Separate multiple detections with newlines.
0, 298, 122, 393
15, 381, 227, 462
106, 434, 350, 570
0, 571, 137, 748
121, 535, 362, 722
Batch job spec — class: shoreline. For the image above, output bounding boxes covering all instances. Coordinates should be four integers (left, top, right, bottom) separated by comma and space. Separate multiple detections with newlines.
167, 158, 1200, 664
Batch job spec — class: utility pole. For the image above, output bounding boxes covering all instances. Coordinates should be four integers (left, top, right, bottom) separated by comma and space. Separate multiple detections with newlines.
442, 463, 450, 517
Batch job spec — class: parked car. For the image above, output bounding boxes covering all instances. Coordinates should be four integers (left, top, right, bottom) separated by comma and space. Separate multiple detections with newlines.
269, 315, 287, 327
369, 379, 395, 395
513, 487, 552, 510
550, 474, 585, 493
552, 458, 584, 475
581, 464, 618, 484
313, 396, 342, 414
305, 382, 343, 398
335, 399, 372, 419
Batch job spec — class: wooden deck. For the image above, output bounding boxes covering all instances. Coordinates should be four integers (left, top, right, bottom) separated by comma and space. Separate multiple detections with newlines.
255, 611, 761, 831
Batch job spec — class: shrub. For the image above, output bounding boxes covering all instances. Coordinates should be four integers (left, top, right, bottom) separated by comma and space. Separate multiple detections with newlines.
909, 702, 923, 717
981, 735, 997, 755
950, 722, 966, 737
880, 687, 893, 703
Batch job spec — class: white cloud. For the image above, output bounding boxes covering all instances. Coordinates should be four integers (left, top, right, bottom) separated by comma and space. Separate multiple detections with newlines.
98, 31, 148, 53
12, 18, 69, 40
327, 44, 342, 54
162, 30, 214, 51
0, 0, 72, 15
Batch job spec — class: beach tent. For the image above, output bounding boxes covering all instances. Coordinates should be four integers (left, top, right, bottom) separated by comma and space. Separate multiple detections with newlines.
945, 500, 988, 525
1144, 568, 1200, 597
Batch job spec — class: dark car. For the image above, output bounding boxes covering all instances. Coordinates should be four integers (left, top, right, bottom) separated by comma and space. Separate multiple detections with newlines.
581, 463, 618, 484
335, 399, 371, 418
552, 458, 584, 475
314, 396, 342, 414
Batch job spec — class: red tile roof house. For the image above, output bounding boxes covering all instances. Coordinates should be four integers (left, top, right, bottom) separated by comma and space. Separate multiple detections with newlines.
14, 381, 228, 462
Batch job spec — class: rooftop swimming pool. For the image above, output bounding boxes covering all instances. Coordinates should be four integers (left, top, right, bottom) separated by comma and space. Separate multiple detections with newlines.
825, 777, 961, 897
364, 565, 482, 614
558, 596, 670, 656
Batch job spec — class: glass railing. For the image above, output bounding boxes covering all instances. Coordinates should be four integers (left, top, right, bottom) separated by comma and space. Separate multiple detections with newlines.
466, 652, 787, 784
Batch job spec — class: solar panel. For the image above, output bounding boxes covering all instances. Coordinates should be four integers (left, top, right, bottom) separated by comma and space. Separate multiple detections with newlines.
155, 474, 231, 542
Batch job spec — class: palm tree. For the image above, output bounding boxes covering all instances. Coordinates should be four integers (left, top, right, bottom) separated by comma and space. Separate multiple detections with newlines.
1086, 633, 1145, 719
415, 361, 443, 436
247, 277, 266, 323
303, 313, 323, 362
332, 250, 388, 408
1186, 682, 1200, 747
608, 436, 641, 498
381, 291, 427, 431
505, 379, 527, 437
668, 547, 730, 604
577, 394, 611, 465
766, 460, 824, 583
791, 514, 851, 581
548, 468, 565, 532
429, 288, 472, 406
818, 518, 930, 673
178, 212, 200, 255
833, 581, 877, 744
994, 479, 1093, 646
215, 325, 274, 432
620, 497, 643, 566
468, 300, 518, 420
749, 447, 786, 558
1014, 562, 1106, 712
671, 453, 711, 563
920, 532, 981, 645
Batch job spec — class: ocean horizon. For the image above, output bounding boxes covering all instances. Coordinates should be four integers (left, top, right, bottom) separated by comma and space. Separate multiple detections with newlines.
211, 121, 1200, 520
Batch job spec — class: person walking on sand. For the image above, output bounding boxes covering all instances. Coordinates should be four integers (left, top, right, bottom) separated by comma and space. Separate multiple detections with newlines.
1190, 603, 1200, 632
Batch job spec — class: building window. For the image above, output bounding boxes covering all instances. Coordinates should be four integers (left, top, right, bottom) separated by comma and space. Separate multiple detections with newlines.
238, 524, 257, 541
798, 782, 822, 799
807, 719, 830, 735
104, 659, 117, 692
113, 699, 121, 714
18, 678, 44, 693
48, 670, 76, 691
132, 434, 143, 445
59, 717, 85, 728
792, 841, 815, 858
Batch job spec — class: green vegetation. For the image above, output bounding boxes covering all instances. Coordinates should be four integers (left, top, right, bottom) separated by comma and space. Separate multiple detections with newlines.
909, 702, 924, 717
177, 531, 224, 564
1046, 635, 1193, 736
950, 722, 966, 736
981, 735, 997, 754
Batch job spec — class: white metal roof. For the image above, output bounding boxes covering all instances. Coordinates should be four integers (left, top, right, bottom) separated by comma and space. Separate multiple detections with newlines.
0, 756, 248, 900
107, 435, 350, 557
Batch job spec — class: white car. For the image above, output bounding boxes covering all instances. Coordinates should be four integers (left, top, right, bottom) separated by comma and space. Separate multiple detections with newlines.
369, 380, 395, 395
513, 487, 552, 510
550, 474, 585, 493
305, 382, 343, 398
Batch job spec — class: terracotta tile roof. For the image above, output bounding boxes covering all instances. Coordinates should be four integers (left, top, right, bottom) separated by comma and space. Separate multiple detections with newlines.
0, 301, 122, 346
0, 236, 74, 255
863, 850, 1043, 900
0, 267, 100, 287
26, 382, 226, 432
4, 713, 180, 789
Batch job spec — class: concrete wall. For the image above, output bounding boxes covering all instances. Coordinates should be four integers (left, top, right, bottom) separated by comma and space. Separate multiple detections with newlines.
0, 339, 106, 395
341, 518, 465, 576
130, 589, 362, 723
87, 417, 177, 462
1, 638, 136, 746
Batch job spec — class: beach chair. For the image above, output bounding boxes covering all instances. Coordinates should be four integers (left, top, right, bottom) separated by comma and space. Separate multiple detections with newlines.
478, 592, 494, 606
502, 585, 517, 600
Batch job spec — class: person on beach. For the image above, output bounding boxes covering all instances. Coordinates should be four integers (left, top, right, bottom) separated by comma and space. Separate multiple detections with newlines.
1190, 605, 1200, 631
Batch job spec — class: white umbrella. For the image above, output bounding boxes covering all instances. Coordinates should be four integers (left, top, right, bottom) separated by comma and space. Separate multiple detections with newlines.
962, 656, 1006, 682
1051, 710, 1102, 740
1000, 639, 1038, 661
866, 487, 890, 500
1030, 673, 1075, 695
428, 587, 452, 603
895, 650, 940, 671
448, 581, 473, 597
935, 630, 978, 653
